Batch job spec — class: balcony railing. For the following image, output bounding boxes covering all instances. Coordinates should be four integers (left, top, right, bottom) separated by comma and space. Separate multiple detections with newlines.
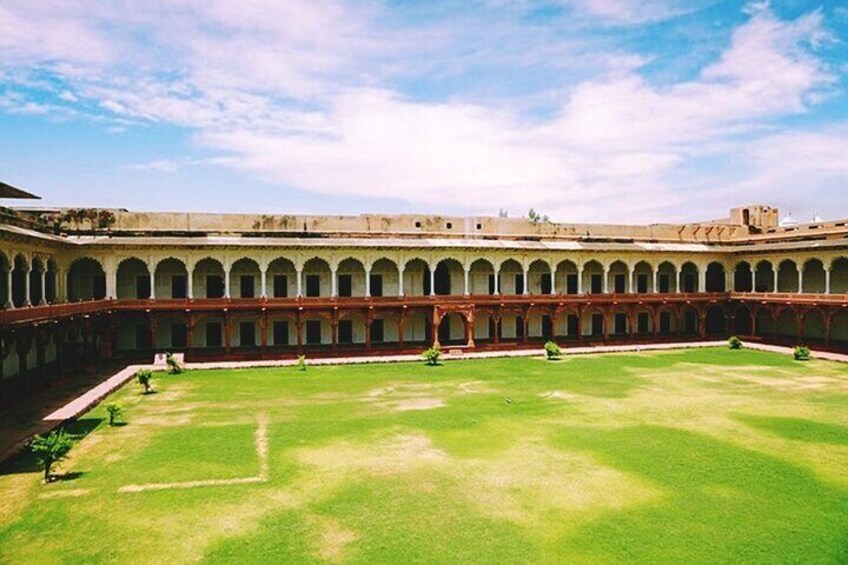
1, 291, 845, 327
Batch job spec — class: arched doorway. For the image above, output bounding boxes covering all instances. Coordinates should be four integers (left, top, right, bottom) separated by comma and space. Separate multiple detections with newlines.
705, 262, 726, 292
67, 257, 106, 301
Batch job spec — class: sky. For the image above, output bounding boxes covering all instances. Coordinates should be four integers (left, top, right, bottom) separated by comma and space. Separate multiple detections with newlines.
1, 0, 847, 224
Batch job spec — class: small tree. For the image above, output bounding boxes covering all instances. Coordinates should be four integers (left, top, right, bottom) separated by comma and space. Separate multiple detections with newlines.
794, 345, 811, 361
137, 369, 154, 394
105, 403, 122, 426
423, 345, 441, 366
728, 336, 743, 350
545, 341, 562, 360
165, 352, 184, 374
528, 208, 549, 224
297, 355, 307, 372
30, 429, 74, 483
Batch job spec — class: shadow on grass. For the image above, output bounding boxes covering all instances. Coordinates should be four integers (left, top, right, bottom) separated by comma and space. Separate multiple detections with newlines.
0, 417, 104, 476
551, 425, 848, 563
54, 471, 86, 482
732, 413, 848, 445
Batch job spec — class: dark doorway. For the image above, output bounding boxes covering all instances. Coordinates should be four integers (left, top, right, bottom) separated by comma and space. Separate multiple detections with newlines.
660, 312, 672, 333
273, 321, 289, 345
567, 314, 578, 337
136, 275, 151, 299
306, 320, 322, 344
614, 313, 627, 335
206, 322, 223, 347
658, 274, 670, 293
240, 275, 255, 298
206, 275, 224, 298
567, 274, 578, 294
171, 323, 188, 348
435, 263, 452, 295
637, 274, 648, 293
591, 275, 603, 294
542, 315, 553, 339
515, 315, 525, 339
239, 322, 256, 347
541, 273, 552, 294
370, 319, 385, 343
93, 274, 106, 299
638, 312, 650, 334
306, 275, 320, 297
172, 275, 187, 299
370, 274, 383, 297
591, 314, 604, 336
338, 319, 353, 344
338, 274, 352, 297
273, 275, 288, 298
514, 274, 525, 295
614, 274, 626, 294
438, 317, 452, 344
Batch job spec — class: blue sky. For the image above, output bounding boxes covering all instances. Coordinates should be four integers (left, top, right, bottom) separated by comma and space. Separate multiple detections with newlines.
1, 0, 847, 223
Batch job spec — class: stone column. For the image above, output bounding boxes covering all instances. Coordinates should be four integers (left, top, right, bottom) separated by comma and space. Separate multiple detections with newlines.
773, 269, 779, 293
40, 269, 47, 305
463, 265, 470, 296
602, 267, 609, 294
698, 269, 706, 293
23, 267, 31, 306
398, 263, 404, 297
365, 264, 372, 297
5, 268, 14, 309
825, 266, 831, 295
629, 269, 635, 294
429, 266, 435, 297
296, 266, 303, 298
493, 266, 500, 295
577, 267, 583, 295
522, 266, 529, 295
797, 267, 804, 294
186, 268, 194, 299
653, 269, 660, 294
223, 262, 231, 299
330, 266, 338, 297
260, 266, 268, 299
749, 264, 755, 292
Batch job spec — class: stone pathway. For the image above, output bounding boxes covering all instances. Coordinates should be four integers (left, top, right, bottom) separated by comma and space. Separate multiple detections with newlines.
2, 340, 846, 466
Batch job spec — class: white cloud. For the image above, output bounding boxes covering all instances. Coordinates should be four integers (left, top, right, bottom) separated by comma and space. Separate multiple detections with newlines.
0, 1, 844, 222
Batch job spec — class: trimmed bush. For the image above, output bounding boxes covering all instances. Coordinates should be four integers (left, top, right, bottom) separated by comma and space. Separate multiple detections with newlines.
545, 341, 562, 360
297, 355, 308, 372
728, 336, 743, 350
137, 369, 154, 394
166, 352, 184, 374
30, 429, 74, 483
105, 403, 123, 426
794, 345, 811, 361
422, 346, 442, 366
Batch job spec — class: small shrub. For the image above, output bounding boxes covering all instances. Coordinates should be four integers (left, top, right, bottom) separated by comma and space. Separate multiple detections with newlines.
297, 355, 307, 372
165, 352, 184, 374
728, 336, 743, 350
105, 403, 122, 426
545, 341, 562, 360
422, 345, 441, 366
794, 345, 811, 361
30, 429, 74, 483
136, 369, 154, 394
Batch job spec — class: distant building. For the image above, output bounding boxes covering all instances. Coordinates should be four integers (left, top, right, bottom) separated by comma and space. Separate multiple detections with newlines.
1, 202, 847, 403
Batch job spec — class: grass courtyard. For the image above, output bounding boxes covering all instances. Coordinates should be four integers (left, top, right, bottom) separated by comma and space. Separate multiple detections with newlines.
2, 348, 848, 563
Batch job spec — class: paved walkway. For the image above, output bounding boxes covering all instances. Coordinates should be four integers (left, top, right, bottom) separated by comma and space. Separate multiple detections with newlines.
3, 340, 847, 466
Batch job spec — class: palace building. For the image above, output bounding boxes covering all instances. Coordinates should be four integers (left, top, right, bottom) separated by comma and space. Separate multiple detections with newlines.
1, 202, 848, 402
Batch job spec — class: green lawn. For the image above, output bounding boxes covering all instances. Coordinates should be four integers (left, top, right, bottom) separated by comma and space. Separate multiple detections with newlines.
2, 348, 848, 564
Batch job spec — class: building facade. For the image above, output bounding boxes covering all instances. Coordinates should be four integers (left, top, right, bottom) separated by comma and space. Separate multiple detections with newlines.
2, 204, 848, 402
